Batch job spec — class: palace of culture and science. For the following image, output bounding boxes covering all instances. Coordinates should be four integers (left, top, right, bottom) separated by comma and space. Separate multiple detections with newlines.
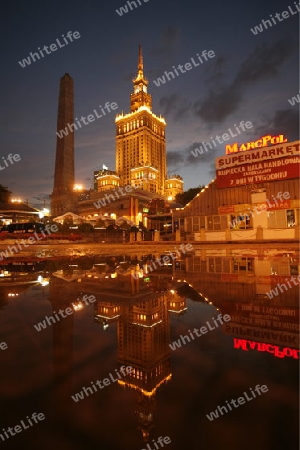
51, 47, 184, 224
115, 45, 167, 196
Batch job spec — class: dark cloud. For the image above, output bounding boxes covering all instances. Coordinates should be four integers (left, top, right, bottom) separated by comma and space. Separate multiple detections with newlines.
151, 27, 181, 57
193, 86, 242, 124
255, 109, 300, 141
167, 150, 185, 168
204, 55, 226, 87
234, 36, 296, 87
149, 27, 182, 76
194, 36, 297, 124
159, 93, 191, 122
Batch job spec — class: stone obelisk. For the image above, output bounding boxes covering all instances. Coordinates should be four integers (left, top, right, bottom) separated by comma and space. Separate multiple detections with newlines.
51, 73, 77, 216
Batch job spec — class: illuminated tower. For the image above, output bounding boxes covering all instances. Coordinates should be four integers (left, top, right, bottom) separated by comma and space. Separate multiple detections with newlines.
115, 46, 167, 195
51, 73, 77, 216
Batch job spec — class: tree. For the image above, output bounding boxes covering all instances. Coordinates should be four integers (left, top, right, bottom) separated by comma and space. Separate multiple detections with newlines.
0, 185, 11, 203
78, 223, 94, 232
62, 217, 73, 231
175, 186, 205, 206
148, 198, 170, 215
118, 220, 131, 230
95, 218, 106, 228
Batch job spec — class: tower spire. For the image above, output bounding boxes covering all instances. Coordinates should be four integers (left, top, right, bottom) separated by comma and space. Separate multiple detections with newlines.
138, 44, 143, 74
131, 46, 151, 111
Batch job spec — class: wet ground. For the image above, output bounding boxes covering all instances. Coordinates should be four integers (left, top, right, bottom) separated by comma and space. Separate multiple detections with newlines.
0, 245, 299, 450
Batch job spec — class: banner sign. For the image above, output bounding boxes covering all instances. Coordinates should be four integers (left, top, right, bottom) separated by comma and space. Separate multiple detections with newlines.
216, 141, 300, 170
216, 158, 300, 188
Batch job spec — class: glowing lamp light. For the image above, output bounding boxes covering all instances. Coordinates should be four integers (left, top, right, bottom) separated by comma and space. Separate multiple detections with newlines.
39, 208, 49, 219
73, 184, 83, 191
72, 301, 84, 311
37, 275, 49, 286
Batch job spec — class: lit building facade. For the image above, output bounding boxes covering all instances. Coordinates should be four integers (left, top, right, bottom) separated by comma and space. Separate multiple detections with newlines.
172, 136, 300, 241
165, 175, 184, 201
115, 47, 167, 195
94, 169, 120, 192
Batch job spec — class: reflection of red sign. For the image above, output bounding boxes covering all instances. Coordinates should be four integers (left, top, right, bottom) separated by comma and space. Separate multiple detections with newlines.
221, 302, 299, 330
222, 302, 299, 318
233, 338, 299, 359
225, 323, 299, 346
216, 159, 299, 188
218, 205, 235, 214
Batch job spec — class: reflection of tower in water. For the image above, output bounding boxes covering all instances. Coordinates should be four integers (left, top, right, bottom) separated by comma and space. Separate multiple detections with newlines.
48, 274, 77, 426
116, 283, 172, 441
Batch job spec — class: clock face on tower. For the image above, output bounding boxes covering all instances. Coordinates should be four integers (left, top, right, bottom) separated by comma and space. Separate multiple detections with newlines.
134, 84, 147, 94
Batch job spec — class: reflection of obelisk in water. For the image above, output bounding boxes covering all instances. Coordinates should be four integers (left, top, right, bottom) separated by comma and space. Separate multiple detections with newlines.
49, 275, 76, 427
51, 73, 77, 216
117, 289, 171, 441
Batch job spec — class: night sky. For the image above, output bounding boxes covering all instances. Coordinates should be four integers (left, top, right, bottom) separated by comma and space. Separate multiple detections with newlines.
1, 0, 299, 208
